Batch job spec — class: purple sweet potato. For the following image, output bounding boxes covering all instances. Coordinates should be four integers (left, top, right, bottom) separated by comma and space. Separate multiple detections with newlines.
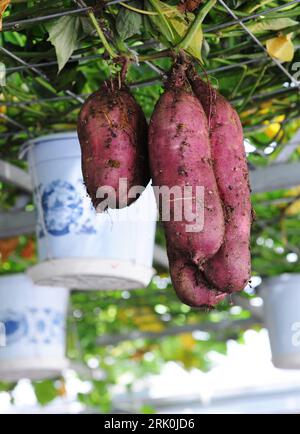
188, 68, 252, 293
77, 81, 149, 210
148, 62, 225, 267
168, 248, 227, 308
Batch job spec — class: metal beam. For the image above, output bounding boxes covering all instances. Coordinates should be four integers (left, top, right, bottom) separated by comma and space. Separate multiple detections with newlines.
274, 129, 300, 163
0, 210, 36, 238
0, 160, 32, 192
250, 162, 300, 193
96, 318, 258, 346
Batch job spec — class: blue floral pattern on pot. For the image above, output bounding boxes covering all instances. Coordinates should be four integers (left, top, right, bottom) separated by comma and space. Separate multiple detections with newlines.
41, 180, 83, 236
0, 308, 64, 346
39, 179, 97, 237
0, 310, 27, 345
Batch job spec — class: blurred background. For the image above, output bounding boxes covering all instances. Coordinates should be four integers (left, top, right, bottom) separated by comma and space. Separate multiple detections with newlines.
1, 0, 300, 414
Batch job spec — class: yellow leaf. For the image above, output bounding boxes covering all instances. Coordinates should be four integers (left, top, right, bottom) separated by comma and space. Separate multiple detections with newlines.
258, 101, 273, 115
266, 34, 294, 62
153, 1, 203, 60
168, 13, 203, 59
285, 185, 300, 197
264, 123, 280, 138
284, 185, 300, 216
285, 200, 300, 217
240, 108, 256, 119
138, 322, 164, 332
0, 0, 10, 31
134, 314, 158, 325
180, 333, 196, 349
0, 94, 6, 117
264, 114, 285, 138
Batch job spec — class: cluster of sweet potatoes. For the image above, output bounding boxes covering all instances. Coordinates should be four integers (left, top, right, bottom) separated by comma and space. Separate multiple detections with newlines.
77, 58, 252, 309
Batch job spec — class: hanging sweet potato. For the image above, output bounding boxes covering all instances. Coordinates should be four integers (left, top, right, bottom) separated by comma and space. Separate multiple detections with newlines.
188, 67, 252, 292
78, 81, 149, 210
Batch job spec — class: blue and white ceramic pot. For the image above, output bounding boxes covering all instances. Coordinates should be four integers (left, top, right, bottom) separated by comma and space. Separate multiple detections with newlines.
0, 274, 69, 381
26, 133, 157, 290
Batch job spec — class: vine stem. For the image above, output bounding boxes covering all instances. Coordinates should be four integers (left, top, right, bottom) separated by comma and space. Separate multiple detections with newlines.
88, 10, 117, 58
120, 1, 174, 16
120, 2, 158, 15
138, 49, 173, 62
147, 0, 174, 41
177, 0, 216, 51
248, 0, 274, 14
239, 65, 267, 111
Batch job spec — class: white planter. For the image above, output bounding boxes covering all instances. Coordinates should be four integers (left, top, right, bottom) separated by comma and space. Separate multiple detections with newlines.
263, 273, 300, 369
26, 132, 157, 290
0, 274, 69, 381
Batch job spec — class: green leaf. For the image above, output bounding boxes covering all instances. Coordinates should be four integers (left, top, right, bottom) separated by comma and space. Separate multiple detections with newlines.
248, 18, 298, 33
0, 381, 15, 392
167, 10, 203, 60
179, 29, 203, 60
46, 16, 81, 73
146, 0, 176, 43
143, 15, 160, 39
146, 0, 202, 60
116, 2, 142, 40
80, 17, 97, 37
148, 0, 203, 60
33, 380, 57, 406
140, 404, 156, 414
150, 0, 175, 41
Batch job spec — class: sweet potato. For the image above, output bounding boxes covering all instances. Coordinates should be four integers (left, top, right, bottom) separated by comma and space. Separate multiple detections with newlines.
188, 68, 251, 292
168, 248, 227, 308
77, 81, 149, 209
148, 62, 225, 266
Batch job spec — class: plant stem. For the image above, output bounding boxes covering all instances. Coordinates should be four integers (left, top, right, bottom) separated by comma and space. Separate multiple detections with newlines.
239, 65, 268, 111
120, 1, 174, 16
138, 49, 172, 62
147, 0, 174, 42
231, 66, 247, 99
120, 2, 158, 15
177, 0, 216, 51
88, 11, 117, 59
248, 0, 278, 14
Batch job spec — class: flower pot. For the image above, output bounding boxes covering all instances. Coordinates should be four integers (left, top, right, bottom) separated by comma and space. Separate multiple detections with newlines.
0, 274, 69, 381
26, 132, 157, 290
262, 273, 300, 369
